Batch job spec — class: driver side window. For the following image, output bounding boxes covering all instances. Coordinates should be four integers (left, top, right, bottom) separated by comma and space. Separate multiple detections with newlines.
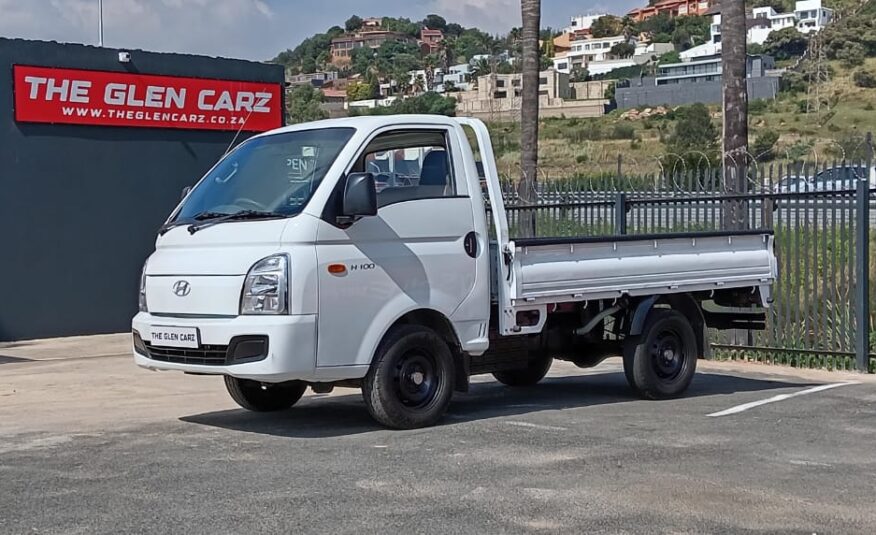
357, 130, 456, 208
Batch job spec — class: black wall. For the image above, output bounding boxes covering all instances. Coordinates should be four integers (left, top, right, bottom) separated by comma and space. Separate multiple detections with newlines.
0, 38, 285, 341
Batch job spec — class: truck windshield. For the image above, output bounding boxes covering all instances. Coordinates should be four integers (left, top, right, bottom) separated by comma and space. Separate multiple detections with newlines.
174, 128, 354, 222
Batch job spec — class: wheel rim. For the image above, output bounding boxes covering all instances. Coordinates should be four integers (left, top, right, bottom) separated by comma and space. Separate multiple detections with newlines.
393, 351, 439, 409
649, 329, 685, 381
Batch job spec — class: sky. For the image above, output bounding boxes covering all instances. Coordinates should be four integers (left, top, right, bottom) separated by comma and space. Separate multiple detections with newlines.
0, 0, 642, 61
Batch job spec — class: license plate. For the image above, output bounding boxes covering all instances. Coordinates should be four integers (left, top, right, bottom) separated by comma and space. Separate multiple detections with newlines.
149, 326, 200, 349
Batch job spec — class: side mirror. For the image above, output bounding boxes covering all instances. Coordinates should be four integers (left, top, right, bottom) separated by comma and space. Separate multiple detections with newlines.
181, 186, 192, 201
342, 173, 377, 218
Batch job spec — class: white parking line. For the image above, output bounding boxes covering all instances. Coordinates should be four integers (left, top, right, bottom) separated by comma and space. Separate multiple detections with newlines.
503, 421, 569, 432
708, 382, 859, 417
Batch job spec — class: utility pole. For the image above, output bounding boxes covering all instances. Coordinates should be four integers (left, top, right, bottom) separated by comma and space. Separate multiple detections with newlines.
98, 0, 105, 47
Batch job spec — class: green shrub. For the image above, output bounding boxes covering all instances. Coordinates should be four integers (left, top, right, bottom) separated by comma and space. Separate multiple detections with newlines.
853, 70, 876, 89
612, 123, 636, 140
749, 99, 770, 115
752, 129, 780, 162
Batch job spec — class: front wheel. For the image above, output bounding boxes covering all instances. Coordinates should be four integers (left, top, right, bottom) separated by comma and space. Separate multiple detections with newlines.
623, 309, 697, 400
224, 376, 307, 412
362, 325, 455, 429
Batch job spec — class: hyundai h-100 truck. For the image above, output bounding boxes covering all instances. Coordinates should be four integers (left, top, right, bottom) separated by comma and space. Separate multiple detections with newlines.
133, 116, 777, 429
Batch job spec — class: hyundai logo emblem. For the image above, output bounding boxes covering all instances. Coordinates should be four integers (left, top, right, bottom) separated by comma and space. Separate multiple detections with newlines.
172, 280, 191, 297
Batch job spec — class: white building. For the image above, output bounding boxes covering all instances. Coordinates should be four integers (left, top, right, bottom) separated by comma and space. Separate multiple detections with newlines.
710, 0, 832, 47
795, 0, 833, 34
687, 0, 833, 60
563, 14, 609, 35
553, 35, 636, 74
441, 63, 472, 92
554, 38, 670, 76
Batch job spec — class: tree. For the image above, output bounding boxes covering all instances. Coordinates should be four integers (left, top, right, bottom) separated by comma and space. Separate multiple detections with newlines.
722, 0, 749, 229
610, 42, 636, 59
763, 27, 808, 60
657, 50, 681, 65
591, 15, 623, 38
667, 104, 720, 170
751, 130, 780, 162
570, 66, 589, 82
354, 92, 457, 116
286, 85, 328, 124
345, 15, 363, 33
836, 42, 867, 68
346, 81, 376, 102
519, 0, 541, 238
471, 58, 491, 82
422, 14, 447, 32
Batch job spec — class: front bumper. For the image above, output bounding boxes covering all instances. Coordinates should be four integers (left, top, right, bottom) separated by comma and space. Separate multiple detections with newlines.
132, 312, 318, 382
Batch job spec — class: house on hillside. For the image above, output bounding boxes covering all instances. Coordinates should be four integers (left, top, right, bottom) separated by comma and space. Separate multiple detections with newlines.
286, 71, 338, 88
552, 34, 637, 74
616, 54, 780, 108
455, 70, 608, 120
420, 28, 444, 55
628, 0, 713, 22
330, 29, 417, 66
562, 14, 609, 36
683, 0, 833, 59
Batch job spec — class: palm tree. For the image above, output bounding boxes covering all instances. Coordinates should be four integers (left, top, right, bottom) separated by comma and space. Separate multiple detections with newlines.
721, 0, 749, 229
519, 0, 541, 237
413, 74, 426, 95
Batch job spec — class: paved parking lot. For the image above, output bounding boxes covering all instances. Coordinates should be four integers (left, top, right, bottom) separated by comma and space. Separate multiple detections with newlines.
2, 335, 876, 534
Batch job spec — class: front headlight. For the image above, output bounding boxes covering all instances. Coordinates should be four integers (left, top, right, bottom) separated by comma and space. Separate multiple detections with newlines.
240, 255, 289, 315
138, 260, 148, 312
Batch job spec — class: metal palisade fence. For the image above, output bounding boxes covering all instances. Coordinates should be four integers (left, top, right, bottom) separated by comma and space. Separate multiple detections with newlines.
494, 133, 876, 373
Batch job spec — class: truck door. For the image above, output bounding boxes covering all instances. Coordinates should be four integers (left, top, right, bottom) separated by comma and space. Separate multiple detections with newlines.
315, 128, 478, 368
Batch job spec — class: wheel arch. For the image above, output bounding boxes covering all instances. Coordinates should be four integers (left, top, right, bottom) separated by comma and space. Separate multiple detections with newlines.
629, 293, 706, 358
377, 308, 470, 392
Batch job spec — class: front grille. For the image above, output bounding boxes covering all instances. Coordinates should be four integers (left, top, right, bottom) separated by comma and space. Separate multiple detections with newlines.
143, 343, 229, 366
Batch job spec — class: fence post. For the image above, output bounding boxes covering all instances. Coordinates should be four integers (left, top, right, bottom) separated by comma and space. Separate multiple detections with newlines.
855, 131, 872, 372
615, 193, 627, 235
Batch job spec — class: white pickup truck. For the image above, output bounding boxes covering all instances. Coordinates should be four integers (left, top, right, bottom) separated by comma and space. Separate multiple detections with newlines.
133, 115, 777, 429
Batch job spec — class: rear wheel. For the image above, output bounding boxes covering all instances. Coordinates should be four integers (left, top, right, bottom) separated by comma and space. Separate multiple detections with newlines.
224, 376, 307, 412
623, 309, 697, 400
362, 325, 455, 429
493, 352, 553, 387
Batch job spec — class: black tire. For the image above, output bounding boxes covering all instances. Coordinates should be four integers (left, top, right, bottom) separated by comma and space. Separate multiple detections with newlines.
623, 309, 698, 400
362, 325, 455, 429
224, 376, 307, 412
493, 353, 553, 387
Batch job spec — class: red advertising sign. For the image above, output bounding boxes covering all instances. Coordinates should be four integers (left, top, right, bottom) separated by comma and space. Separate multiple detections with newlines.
13, 65, 283, 132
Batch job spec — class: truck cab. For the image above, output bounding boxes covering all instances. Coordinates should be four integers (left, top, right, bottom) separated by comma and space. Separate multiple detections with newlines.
133, 115, 777, 429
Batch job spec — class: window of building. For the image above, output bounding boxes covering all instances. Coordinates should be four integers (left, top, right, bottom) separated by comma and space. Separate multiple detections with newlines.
511, 79, 521, 87
557, 62, 568, 70
539, 77, 548, 85
496, 80, 506, 88
538, 90, 549, 96
494, 91, 507, 98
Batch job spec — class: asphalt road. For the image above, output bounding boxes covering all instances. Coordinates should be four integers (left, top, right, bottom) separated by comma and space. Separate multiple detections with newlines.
2, 336, 875, 534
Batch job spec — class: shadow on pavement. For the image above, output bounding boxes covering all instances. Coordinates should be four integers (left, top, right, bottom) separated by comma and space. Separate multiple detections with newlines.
0, 355, 34, 365
181, 370, 811, 439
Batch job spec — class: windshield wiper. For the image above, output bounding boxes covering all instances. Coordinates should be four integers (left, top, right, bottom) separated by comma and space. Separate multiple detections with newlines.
187, 210, 286, 235
158, 211, 230, 236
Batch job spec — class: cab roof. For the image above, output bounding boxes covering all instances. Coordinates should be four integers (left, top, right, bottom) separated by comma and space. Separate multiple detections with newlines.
252, 114, 463, 140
